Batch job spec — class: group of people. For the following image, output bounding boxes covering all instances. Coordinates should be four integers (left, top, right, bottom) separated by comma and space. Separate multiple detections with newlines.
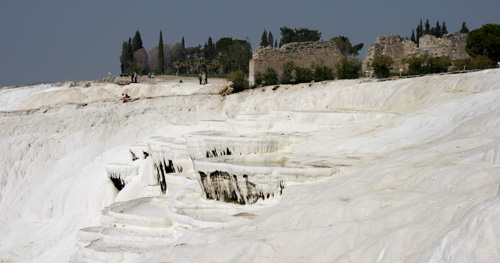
198, 73, 208, 85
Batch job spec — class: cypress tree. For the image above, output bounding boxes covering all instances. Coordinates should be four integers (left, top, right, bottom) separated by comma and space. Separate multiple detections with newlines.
128, 38, 133, 62
435, 21, 442, 38
424, 19, 431, 35
158, 31, 164, 74
268, 31, 274, 48
442, 21, 448, 36
416, 19, 423, 47
275, 40, 278, 48
120, 41, 132, 71
410, 29, 416, 43
460, 21, 469, 33
132, 30, 143, 52
260, 29, 268, 46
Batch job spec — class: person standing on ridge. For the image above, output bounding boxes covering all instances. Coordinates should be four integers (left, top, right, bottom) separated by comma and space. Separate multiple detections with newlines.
199, 73, 202, 85
133, 72, 138, 83
204, 72, 208, 84
148, 72, 151, 83
202, 72, 206, 85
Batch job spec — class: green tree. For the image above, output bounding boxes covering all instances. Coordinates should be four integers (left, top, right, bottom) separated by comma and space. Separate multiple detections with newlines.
442, 21, 448, 36
410, 29, 416, 43
120, 41, 133, 70
280, 61, 295, 84
460, 22, 469, 33
330, 36, 364, 56
132, 30, 143, 52
336, 57, 362, 79
260, 29, 268, 47
279, 27, 321, 46
466, 23, 500, 63
424, 19, 431, 35
268, 32, 274, 48
157, 31, 164, 74
370, 55, 394, 78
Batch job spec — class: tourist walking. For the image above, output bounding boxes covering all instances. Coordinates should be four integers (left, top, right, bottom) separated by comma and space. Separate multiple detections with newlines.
198, 73, 202, 85
134, 72, 138, 83
204, 72, 208, 84
148, 72, 151, 83
202, 72, 206, 85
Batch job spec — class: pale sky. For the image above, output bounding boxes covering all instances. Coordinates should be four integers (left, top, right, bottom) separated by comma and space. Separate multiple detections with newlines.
0, 0, 498, 87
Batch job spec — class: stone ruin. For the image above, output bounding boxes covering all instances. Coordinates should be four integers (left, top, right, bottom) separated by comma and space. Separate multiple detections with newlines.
248, 33, 469, 83
249, 40, 346, 85
362, 33, 469, 73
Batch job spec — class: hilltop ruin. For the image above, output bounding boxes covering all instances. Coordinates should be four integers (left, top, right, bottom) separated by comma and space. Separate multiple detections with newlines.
362, 33, 469, 73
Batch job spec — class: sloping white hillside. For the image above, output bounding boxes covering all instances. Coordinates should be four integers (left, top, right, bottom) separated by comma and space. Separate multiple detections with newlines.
0, 70, 499, 262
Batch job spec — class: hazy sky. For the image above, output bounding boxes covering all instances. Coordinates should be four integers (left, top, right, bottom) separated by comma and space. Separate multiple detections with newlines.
0, 0, 498, 87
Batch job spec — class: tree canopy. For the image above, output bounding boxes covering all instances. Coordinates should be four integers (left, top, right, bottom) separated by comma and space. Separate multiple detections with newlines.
466, 23, 500, 63
279, 27, 321, 46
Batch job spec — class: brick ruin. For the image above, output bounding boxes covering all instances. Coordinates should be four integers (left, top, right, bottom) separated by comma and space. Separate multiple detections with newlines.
248, 33, 469, 83
249, 40, 346, 85
362, 33, 469, 73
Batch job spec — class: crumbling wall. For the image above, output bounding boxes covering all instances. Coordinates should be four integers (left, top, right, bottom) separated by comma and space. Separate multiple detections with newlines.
249, 41, 345, 85
363, 33, 469, 73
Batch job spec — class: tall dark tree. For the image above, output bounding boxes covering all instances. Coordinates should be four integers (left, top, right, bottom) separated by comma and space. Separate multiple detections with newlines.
158, 31, 165, 74
424, 19, 431, 35
260, 29, 268, 46
204, 37, 217, 60
132, 30, 143, 52
416, 19, 423, 46
460, 22, 469, 33
120, 41, 133, 71
434, 21, 442, 37
275, 40, 278, 48
268, 31, 274, 48
442, 21, 448, 36
128, 38, 133, 62
410, 29, 416, 43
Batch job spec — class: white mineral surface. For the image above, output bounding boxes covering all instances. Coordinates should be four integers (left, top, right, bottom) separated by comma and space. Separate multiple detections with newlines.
0, 71, 499, 262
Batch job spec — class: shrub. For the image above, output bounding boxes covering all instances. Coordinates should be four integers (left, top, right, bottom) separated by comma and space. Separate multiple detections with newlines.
227, 70, 248, 93
452, 56, 494, 70
294, 66, 314, 83
370, 55, 394, 78
403, 54, 451, 75
255, 67, 279, 86
336, 57, 362, 79
311, 62, 335, 81
280, 61, 295, 84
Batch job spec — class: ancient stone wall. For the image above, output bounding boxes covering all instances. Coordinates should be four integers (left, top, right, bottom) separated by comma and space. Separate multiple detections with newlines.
363, 33, 469, 73
419, 33, 470, 60
249, 41, 345, 85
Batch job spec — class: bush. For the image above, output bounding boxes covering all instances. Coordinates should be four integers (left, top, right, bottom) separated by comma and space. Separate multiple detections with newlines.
336, 57, 362, 79
452, 56, 494, 70
370, 55, 394, 78
227, 70, 248, 93
294, 66, 314, 83
255, 67, 279, 86
280, 61, 295, 84
403, 54, 451, 75
311, 62, 335, 81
